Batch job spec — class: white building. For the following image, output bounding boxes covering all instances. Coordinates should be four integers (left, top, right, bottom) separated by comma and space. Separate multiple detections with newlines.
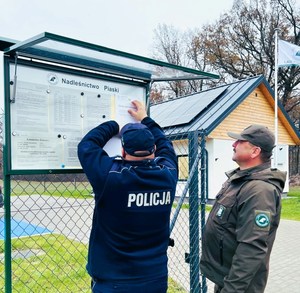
151, 75, 300, 199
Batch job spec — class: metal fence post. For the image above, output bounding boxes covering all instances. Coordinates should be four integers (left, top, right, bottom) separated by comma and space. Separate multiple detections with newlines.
3, 174, 12, 293
200, 131, 207, 293
188, 130, 200, 293
3, 81, 13, 293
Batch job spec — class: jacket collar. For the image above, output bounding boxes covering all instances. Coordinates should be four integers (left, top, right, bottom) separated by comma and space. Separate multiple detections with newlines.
226, 161, 271, 180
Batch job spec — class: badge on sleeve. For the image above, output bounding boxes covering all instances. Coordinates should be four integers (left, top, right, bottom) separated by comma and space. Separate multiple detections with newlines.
254, 210, 271, 231
216, 205, 226, 218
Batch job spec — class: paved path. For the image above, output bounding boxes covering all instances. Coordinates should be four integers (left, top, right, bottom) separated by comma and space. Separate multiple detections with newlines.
168, 208, 300, 292
204, 219, 300, 293
265, 219, 300, 293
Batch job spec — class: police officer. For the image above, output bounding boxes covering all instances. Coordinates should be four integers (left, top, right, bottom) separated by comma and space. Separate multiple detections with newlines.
77, 100, 178, 293
200, 125, 287, 293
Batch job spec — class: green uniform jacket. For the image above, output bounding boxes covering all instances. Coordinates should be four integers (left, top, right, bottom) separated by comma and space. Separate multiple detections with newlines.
200, 162, 286, 293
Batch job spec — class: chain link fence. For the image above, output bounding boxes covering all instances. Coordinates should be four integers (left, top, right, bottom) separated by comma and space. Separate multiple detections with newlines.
0, 173, 94, 291
161, 119, 209, 293
0, 111, 211, 292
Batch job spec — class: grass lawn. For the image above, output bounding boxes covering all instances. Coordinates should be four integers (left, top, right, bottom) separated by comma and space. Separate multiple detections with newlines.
0, 234, 186, 293
281, 186, 300, 221
7, 180, 93, 198
0, 235, 90, 292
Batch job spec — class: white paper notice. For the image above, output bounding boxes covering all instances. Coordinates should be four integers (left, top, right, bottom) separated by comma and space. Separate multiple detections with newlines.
103, 136, 122, 157
114, 95, 144, 129
11, 133, 63, 169
9, 64, 146, 170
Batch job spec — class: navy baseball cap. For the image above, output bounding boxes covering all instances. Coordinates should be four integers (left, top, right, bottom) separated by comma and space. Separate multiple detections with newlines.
120, 123, 155, 157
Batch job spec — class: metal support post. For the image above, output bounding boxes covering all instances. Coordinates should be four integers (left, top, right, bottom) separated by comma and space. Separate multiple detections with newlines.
188, 131, 200, 293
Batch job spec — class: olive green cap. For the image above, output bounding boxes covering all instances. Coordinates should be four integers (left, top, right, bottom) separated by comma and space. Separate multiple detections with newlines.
227, 124, 275, 152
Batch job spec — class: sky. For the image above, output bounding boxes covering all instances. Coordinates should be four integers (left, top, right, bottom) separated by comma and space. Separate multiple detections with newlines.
0, 0, 234, 56
0, 0, 234, 110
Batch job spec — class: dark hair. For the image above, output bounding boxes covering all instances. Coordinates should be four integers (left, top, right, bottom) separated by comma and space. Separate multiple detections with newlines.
260, 149, 273, 162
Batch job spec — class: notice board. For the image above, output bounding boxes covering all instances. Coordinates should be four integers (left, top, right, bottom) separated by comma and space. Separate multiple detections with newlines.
8, 63, 146, 171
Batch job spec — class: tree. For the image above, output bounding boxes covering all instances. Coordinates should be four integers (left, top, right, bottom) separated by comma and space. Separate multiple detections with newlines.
151, 24, 221, 100
204, 1, 299, 89
151, 0, 300, 127
202, 0, 300, 125
149, 83, 165, 104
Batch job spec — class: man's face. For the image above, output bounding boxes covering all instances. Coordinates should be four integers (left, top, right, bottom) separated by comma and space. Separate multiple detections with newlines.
232, 140, 259, 165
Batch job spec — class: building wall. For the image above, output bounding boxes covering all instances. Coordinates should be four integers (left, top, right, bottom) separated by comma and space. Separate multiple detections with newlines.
276, 144, 289, 194
173, 137, 289, 200
206, 138, 237, 198
172, 86, 293, 200
209, 87, 295, 145
206, 138, 289, 199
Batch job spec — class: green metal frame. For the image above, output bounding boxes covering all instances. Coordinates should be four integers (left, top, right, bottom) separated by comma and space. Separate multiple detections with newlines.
3, 57, 149, 175
1, 32, 219, 293
2, 31, 219, 175
3, 56, 12, 293
3, 32, 219, 82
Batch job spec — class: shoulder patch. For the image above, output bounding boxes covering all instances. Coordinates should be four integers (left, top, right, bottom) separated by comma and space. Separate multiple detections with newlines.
254, 210, 271, 230
216, 205, 226, 218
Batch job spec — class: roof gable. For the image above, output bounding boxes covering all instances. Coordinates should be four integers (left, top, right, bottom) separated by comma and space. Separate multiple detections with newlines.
150, 75, 300, 145
210, 86, 296, 145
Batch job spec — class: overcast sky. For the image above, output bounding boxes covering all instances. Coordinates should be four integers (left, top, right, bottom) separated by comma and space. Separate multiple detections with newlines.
0, 0, 234, 56
0, 0, 234, 110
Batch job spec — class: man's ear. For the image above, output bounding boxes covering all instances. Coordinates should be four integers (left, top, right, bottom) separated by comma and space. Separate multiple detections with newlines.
121, 148, 126, 158
251, 146, 261, 159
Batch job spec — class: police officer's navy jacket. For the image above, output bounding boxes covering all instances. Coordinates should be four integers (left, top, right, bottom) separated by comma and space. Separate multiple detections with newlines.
200, 162, 286, 293
78, 117, 178, 284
